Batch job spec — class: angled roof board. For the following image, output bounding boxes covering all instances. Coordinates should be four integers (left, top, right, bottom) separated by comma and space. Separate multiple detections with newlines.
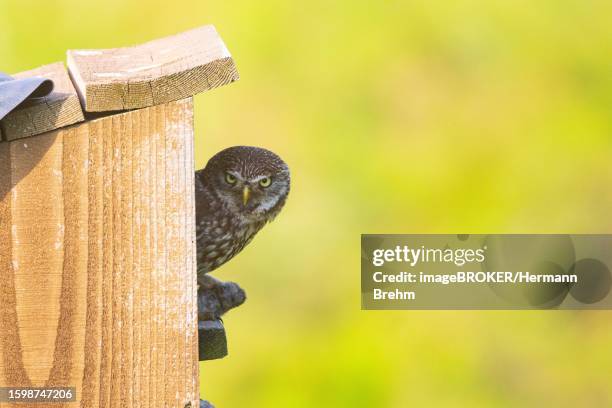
0, 25, 239, 141
0, 62, 84, 141
67, 25, 239, 112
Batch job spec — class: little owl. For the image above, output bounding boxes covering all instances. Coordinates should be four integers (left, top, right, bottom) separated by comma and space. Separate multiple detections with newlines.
195, 146, 290, 320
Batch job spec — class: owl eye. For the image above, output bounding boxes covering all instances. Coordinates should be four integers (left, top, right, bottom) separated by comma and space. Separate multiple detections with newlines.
225, 173, 237, 184
259, 177, 272, 188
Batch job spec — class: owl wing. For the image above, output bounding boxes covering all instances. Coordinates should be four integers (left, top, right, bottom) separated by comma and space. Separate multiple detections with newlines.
195, 170, 214, 228
195, 170, 225, 275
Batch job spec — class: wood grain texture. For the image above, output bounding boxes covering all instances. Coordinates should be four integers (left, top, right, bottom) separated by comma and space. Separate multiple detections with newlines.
0, 63, 85, 141
0, 98, 198, 408
67, 25, 239, 112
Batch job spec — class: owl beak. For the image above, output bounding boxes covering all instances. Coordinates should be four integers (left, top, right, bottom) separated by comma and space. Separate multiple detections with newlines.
242, 186, 251, 206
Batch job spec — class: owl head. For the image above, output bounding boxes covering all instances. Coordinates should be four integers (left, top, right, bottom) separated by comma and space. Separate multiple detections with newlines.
201, 146, 290, 222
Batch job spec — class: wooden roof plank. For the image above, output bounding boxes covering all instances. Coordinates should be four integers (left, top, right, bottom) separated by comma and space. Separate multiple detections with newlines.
67, 25, 239, 112
0, 62, 85, 141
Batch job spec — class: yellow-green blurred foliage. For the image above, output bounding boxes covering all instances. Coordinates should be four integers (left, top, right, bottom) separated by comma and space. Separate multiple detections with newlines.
2, 1, 612, 406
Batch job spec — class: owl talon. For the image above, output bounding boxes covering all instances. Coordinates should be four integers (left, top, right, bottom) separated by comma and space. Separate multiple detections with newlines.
216, 281, 246, 311
198, 276, 247, 320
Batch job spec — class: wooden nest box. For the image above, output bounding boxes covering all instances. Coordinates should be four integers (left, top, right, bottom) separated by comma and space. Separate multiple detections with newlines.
0, 26, 238, 407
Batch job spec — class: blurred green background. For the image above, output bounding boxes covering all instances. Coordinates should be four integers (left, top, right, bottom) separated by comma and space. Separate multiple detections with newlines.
2, 0, 612, 406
